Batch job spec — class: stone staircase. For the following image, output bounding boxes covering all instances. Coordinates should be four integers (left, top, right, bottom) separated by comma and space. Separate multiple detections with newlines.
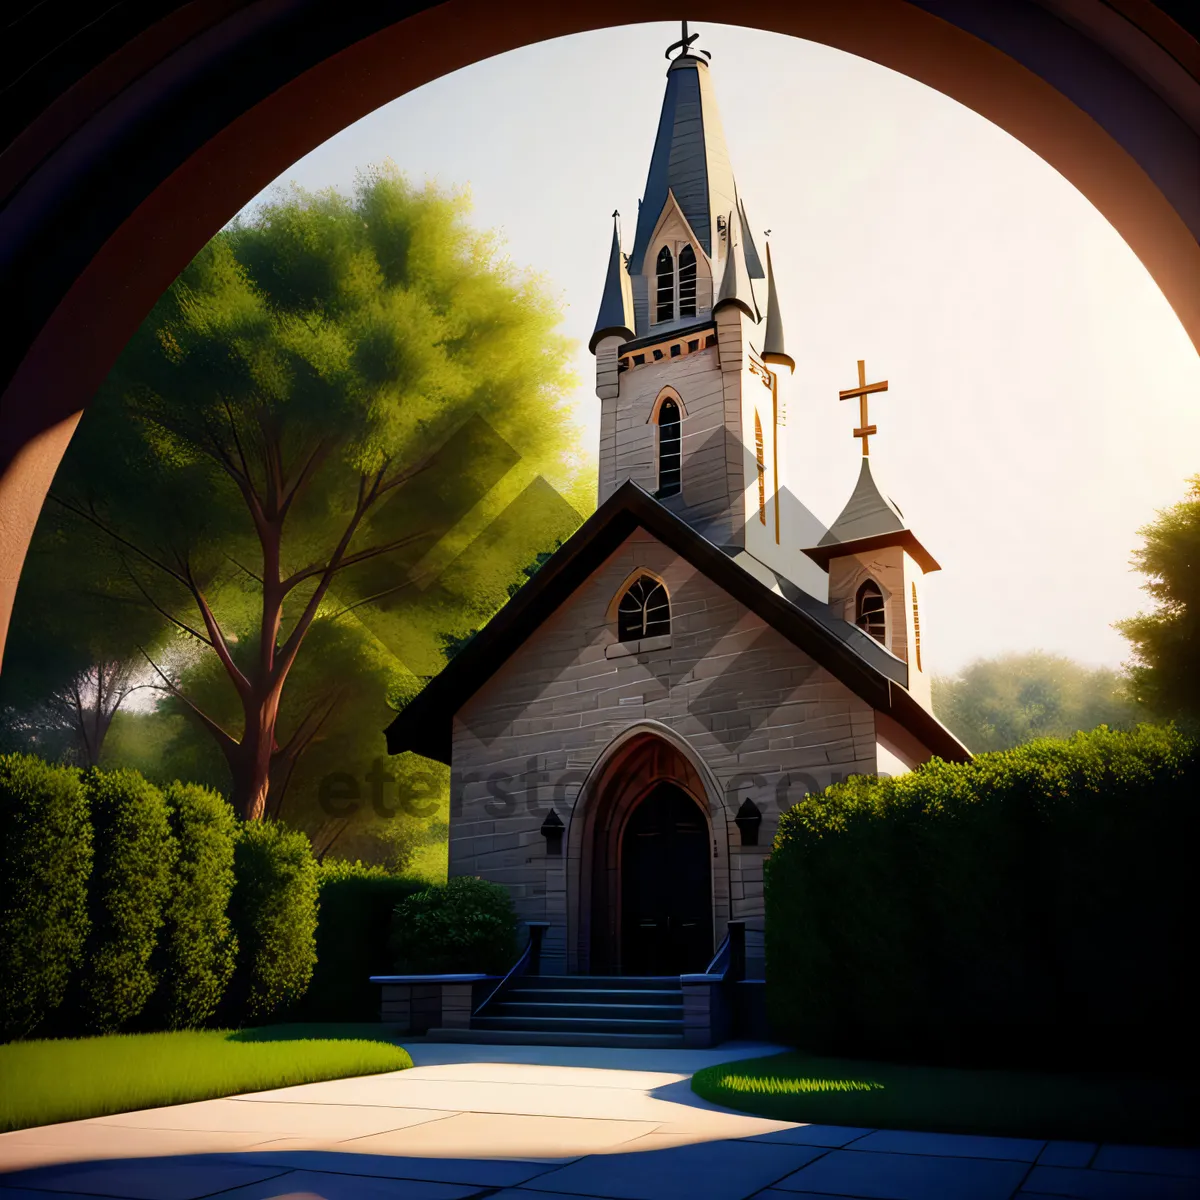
428, 974, 687, 1048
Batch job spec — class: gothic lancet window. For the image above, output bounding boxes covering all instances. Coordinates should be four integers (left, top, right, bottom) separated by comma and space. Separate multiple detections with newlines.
656, 398, 682, 497
618, 576, 671, 642
754, 410, 766, 524
856, 580, 886, 644
678, 245, 697, 318
656, 246, 675, 322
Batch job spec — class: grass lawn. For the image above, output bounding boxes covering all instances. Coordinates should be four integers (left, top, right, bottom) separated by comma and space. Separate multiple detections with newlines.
692, 1052, 1199, 1146
0, 1023, 413, 1133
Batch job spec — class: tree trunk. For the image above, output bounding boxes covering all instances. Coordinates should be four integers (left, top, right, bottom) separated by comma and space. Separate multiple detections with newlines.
231, 691, 281, 822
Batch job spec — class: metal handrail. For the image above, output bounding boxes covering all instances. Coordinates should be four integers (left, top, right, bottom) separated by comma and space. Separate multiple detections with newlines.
473, 929, 536, 1017
704, 932, 731, 977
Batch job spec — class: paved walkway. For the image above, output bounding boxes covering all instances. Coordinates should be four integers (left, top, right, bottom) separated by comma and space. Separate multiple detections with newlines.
1, 1042, 1196, 1199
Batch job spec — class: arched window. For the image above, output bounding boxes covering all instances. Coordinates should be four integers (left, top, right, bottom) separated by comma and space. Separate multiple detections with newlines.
911, 582, 922, 671
678, 245, 697, 318
856, 580, 886, 644
618, 576, 671, 642
656, 398, 682, 498
655, 246, 674, 323
754, 410, 766, 525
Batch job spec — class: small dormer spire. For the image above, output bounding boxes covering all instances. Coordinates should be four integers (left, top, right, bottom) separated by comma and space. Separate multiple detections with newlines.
761, 242, 794, 374
589, 212, 635, 354
714, 210, 756, 319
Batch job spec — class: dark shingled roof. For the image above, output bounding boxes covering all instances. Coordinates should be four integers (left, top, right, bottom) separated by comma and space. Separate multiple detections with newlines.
590, 214, 635, 353
804, 458, 941, 573
384, 481, 969, 766
630, 54, 740, 271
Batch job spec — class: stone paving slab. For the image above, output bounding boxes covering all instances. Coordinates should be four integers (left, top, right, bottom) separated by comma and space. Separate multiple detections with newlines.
1038, 1141, 1098, 1168
0, 1158, 289, 1200
521, 1138, 827, 1200
93, 1098, 452, 1138
772, 1147, 1031, 1199
848, 1128, 1045, 1161
210, 1171, 482, 1199
1091, 1144, 1200, 1177
343, 1111, 663, 1162
1021, 1164, 1200, 1198
225, 1148, 550, 1188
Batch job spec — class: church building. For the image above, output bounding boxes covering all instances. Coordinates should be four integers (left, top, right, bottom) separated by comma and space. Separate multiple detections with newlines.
386, 26, 970, 981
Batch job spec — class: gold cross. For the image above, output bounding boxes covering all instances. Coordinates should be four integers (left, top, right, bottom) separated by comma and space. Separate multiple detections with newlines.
838, 359, 889, 456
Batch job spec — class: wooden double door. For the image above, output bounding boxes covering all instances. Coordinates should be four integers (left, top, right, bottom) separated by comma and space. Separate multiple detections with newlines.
620, 782, 713, 975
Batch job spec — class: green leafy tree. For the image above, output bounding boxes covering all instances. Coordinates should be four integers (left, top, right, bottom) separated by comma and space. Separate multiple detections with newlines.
932, 652, 1144, 753
1117, 476, 1200, 723
47, 168, 584, 820
0, 509, 167, 766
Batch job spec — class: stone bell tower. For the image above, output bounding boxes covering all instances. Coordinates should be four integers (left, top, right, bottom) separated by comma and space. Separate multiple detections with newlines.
589, 23, 828, 601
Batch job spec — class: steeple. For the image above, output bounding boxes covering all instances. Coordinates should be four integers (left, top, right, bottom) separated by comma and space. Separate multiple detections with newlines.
804, 457, 939, 572
628, 26, 764, 282
589, 212, 635, 353
761, 242, 794, 373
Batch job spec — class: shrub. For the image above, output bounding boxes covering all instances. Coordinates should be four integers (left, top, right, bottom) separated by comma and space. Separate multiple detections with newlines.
0, 755, 92, 1041
148, 783, 238, 1029
294, 860, 425, 1020
765, 724, 1197, 1072
389, 875, 518, 975
76, 768, 175, 1034
229, 821, 318, 1022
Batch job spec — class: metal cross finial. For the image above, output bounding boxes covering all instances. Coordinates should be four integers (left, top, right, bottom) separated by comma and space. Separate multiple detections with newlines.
666, 20, 711, 60
838, 359, 890, 456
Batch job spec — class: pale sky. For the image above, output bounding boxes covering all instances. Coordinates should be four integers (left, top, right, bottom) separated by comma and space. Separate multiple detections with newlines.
238, 21, 1200, 677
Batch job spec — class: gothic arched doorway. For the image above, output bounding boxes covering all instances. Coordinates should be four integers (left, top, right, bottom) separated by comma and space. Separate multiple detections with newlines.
569, 725, 727, 975
621, 782, 713, 975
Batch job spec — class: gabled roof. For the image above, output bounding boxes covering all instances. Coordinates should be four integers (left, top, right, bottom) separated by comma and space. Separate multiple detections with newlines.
385, 481, 968, 765
630, 53, 740, 269
804, 458, 940, 572
590, 214, 635, 353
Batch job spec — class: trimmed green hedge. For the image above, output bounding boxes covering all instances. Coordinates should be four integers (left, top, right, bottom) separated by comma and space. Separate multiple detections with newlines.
150, 783, 238, 1029
765, 725, 1197, 1072
76, 769, 175, 1034
389, 875, 518, 975
228, 821, 319, 1022
0, 756, 92, 1041
296, 861, 425, 1021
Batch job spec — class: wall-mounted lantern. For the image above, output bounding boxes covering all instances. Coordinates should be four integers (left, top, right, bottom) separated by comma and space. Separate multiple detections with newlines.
540, 809, 564, 856
734, 798, 762, 846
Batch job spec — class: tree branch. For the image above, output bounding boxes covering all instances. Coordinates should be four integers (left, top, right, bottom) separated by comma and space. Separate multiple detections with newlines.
138, 647, 240, 754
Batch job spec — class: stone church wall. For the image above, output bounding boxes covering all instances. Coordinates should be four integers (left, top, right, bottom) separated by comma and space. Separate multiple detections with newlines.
449, 527, 880, 975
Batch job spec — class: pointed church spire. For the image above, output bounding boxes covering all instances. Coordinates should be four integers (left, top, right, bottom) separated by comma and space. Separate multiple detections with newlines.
714, 211, 756, 319
589, 211, 635, 354
629, 26, 742, 272
761, 242, 794, 373
804, 457, 941, 573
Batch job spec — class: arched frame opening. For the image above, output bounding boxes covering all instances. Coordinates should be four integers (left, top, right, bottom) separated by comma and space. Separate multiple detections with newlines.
565, 722, 731, 975
2, 1, 1198, 662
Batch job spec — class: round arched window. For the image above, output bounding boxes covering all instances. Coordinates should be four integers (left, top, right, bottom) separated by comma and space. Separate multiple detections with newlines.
617, 576, 671, 642
856, 580, 886, 644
